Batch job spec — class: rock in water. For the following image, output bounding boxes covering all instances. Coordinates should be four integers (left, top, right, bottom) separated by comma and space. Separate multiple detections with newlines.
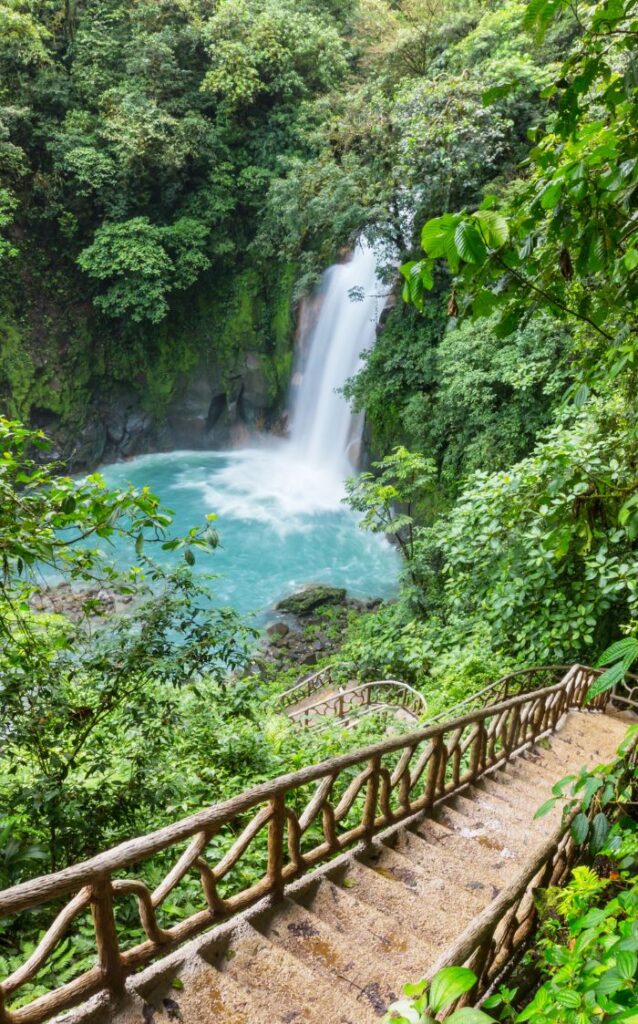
276, 584, 347, 616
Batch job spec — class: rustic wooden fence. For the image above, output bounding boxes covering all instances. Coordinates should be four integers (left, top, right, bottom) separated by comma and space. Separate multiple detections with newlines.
431, 729, 638, 1008
287, 679, 427, 727
0, 664, 604, 1024
278, 663, 347, 709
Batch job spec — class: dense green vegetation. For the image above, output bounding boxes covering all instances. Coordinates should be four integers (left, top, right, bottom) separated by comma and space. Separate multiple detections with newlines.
0, 0, 357, 457
338, 0, 638, 692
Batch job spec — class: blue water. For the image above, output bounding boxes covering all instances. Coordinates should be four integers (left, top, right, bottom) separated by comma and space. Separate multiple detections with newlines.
97, 445, 400, 618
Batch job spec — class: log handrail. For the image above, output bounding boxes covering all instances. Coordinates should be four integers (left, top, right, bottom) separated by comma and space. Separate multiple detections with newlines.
429, 735, 638, 1007
426, 665, 573, 723
0, 664, 605, 1023
288, 679, 428, 726
278, 663, 349, 708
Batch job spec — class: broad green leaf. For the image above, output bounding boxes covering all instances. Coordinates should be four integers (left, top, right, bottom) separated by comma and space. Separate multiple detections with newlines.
473, 210, 509, 249
454, 222, 487, 265
540, 181, 563, 209
428, 967, 477, 1012
571, 812, 590, 845
587, 660, 632, 700
589, 812, 610, 854
446, 1009, 494, 1024
596, 637, 638, 667
421, 215, 461, 258
616, 950, 637, 980
534, 798, 557, 819
555, 990, 580, 1008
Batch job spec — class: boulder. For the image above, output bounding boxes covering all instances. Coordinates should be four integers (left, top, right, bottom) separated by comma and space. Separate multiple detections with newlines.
267, 621, 290, 641
276, 584, 347, 617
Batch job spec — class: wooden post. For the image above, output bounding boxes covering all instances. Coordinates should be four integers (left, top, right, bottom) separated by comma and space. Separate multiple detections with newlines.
425, 737, 442, 808
91, 875, 125, 998
363, 756, 380, 838
267, 794, 285, 899
0, 986, 9, 1024
507, 706, 520, 757
469, 723, 484, 778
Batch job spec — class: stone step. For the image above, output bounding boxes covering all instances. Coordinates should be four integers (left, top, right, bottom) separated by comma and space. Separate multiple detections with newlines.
364, 844, 491, 946
213, 923, 370, 1024
296, 876, 429, 982
431, 801, 530, 863
331, 858, 441, 956
389, 827, 516, 902
259, 896, 398, 1017
139, 956, 275, 1024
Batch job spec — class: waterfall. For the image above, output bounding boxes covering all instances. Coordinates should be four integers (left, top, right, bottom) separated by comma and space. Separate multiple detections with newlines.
171, 240, 388, 533
289, 239, 385, 475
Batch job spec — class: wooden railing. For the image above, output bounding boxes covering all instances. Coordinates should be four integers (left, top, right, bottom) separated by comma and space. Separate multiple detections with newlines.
430, 821, 576, 1002
427, 665, 573, 723
430, 732, 638, 1007
278, 663, 348, 709
0, 664, 603, 1024
288, 679, 427, 727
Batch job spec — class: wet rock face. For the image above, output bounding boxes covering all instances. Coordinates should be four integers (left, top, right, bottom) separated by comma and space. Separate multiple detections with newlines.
62, 350, 285, 471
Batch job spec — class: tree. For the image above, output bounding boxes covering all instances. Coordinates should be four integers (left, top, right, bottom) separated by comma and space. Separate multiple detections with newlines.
77, 216, 211, 322
0, 418, 251, 868
402, 0, 638, 376
344, 446, 436, 565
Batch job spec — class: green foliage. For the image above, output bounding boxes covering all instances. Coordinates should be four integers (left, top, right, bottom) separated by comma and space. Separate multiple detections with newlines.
421, 403, 638, 661
386, 965, 483, 1023
77, 217, 211, 322
0, 0, 357, 437
201, 0, 348, 107
590, 634, 638, 699
517, 869, 638, 1024
344, 446, 436, 563
405, 0, 638, 371
0, 418, 251, 871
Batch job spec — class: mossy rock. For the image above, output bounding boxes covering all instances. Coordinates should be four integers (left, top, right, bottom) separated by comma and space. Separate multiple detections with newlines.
276, 584, 347, 616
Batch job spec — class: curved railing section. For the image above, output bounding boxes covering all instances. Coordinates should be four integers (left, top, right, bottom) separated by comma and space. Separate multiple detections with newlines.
287, 680, 427, 728
0, 664, 605, 1024
278, 663, 349, 709
611, 672, 638, 713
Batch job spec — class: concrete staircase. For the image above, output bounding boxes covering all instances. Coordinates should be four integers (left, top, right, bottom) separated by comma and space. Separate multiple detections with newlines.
104, 709, 628, 1024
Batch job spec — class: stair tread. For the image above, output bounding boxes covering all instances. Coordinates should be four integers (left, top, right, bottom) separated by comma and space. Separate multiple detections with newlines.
263, 897, 400, 1016
143, 958, 274, 1024
335, 859, 443, 951
218, 924, 374, 1023
302, 877, 428, 977
391, 828, 518, 897
431, 804, 535, 863
365, 844, 498, 927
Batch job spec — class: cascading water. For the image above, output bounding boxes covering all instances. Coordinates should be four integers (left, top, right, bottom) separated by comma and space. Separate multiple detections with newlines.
98, 242, 399, 614
289, 239, 385, 476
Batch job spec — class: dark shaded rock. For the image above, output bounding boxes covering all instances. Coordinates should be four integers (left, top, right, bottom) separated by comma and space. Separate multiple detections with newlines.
276, 584, 347, 616
267, 621, 290, 641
